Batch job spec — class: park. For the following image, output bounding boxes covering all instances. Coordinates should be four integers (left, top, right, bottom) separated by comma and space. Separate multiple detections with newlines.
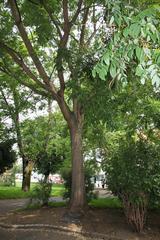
0, 0, 160, 239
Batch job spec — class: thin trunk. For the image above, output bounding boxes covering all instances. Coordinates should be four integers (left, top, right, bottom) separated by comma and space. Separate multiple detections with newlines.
12, 89, 32, 192
44, 172, 50, 183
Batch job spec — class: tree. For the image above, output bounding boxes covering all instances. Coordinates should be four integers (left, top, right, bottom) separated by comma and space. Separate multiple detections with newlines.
0, 0, 110, 213
22, 111, 68, 182
0, 73, 41, 191
0, 0, 159, 214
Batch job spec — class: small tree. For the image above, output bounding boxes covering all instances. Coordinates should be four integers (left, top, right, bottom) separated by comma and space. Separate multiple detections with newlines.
36, 150, 64, 182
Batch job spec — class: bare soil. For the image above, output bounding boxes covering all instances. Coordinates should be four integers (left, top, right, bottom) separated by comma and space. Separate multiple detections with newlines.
0, 205, 160, 240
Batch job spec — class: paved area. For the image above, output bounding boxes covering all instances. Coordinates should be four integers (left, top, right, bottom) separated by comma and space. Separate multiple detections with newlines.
0, 197, 64, 214
0, 228, 96, 240
0, 199, 29, 214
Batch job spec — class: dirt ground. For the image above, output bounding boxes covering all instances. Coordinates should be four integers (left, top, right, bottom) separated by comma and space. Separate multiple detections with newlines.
0, 205, 160, 240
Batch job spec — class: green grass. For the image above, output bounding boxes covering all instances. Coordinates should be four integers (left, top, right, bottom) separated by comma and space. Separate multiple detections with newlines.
89, 197, 122, 209
51, 184, 65, 197
0, 183, 65, 199
0, 185, 32, 199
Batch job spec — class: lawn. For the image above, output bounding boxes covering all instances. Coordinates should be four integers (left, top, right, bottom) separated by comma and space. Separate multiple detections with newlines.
89, 197, 122, 208
0, 183, 65, 199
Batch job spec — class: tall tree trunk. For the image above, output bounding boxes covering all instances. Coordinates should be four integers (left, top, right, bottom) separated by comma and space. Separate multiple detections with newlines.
69, 124, 86, 213
58, 97, 86, 213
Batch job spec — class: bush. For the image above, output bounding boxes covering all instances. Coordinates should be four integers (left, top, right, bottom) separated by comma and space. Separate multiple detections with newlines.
61, 167, 95, 202
30, 180, 52, 206
105, 138, 160, 232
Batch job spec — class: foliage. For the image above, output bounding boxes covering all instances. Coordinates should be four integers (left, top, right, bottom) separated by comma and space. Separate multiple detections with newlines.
0, 172, 15, 187
0, 163, 20, 187
21, 112, 70, 178
105, 136, 160, 232
36, 150, 64, 179
30, 180, 52, 206
93, 0, 160, 88
0, 140, 16, 175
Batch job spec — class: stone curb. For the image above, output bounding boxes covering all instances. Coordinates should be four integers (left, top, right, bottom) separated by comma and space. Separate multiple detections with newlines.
0, 223, 122, 240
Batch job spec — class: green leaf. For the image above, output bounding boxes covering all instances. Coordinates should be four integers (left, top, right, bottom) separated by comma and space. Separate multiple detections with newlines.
110, 64, 117, 78
123, 27, 129, 37
152, 75, 160, 87
129, 24, 141, 38
103, 52, 110, 66
135, 65, 144, 76
109, 16, 114, 25
136, 47, 141, 60
136, 47, 145, 62
99, 68, 107, 81
92, 68, 96, 78
157, 55, 160, 65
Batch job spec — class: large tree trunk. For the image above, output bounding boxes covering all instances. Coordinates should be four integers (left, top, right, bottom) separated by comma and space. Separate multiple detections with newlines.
58, 97, 86, 213
69, 122, 86, 213
22, 159, 33, 192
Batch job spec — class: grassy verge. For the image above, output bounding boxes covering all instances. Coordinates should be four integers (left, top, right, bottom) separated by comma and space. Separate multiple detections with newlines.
23, 198, 122, 211
0, 186, 32, 199
89, 197, 122, 208
0, 183, 65, 199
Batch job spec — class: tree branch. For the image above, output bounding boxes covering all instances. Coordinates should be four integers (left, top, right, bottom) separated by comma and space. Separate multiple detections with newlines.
0, 42, 46, 90
0, 87, 14, 118
63, 0, 69, 25
8, 0, 57, 95
71, 0, 83, 25
80, 6, 89, 46
60, 0, 71, 48
42, 1, 62, 40
0, 54, 50, 98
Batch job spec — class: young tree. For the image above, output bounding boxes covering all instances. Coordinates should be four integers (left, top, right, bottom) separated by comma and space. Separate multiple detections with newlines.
22, 111, 69, 182
0, 73, 42, 191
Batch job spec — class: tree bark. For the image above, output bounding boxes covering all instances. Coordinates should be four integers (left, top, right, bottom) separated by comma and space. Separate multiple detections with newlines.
22, 159, 33, 192
69, 120, 86, 213
57, 95, 86, 213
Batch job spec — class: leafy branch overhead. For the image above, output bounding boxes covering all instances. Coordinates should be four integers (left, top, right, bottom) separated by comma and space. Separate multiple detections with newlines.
93, 2, 160, 88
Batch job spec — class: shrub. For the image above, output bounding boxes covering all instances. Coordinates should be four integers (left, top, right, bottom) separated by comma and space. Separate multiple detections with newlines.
30, 180, 52, 206
105, 138, 160, 232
